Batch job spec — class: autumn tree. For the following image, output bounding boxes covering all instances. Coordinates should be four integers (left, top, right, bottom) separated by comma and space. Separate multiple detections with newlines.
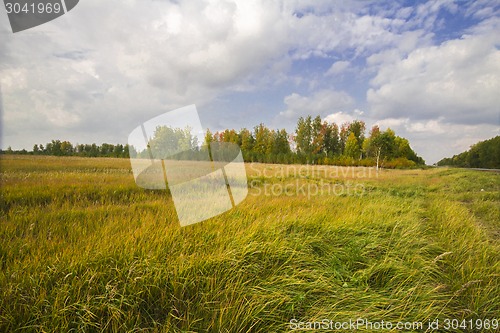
204, 129, 214, 146
363, 125, 380, 158
339, 122, 349, 154
21, 114, 423, 167
253, 123, 272, 157
239, 128, 254, 160
311, 115, 323, 155
344, 132, 360, 159
295, 116, 313, 156
322, 122, 339, 156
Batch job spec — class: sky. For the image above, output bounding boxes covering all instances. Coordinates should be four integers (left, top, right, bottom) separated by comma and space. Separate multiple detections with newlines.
0, 0, 499, 164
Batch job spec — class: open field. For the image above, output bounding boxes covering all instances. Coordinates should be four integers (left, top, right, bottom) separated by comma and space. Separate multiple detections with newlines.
1, 155, 499, 332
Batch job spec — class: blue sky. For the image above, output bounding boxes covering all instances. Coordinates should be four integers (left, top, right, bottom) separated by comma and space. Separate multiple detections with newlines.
1, 0, 499, 163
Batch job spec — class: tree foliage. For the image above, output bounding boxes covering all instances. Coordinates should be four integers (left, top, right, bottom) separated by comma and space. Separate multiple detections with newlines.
3, 115, 425, 168
20, 141, 130, 158
344, 132, 360, 159
437, 136, 499, 168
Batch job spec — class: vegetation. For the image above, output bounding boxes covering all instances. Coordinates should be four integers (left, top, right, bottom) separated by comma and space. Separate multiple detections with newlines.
207, 116, 424, 167
2, 115, 424, 168
437, 136, 500, 169
1, 155, 498, 332
3, 140, 131, 158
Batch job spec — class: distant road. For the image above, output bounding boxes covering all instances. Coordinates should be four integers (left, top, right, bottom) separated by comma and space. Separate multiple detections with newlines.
469, 168, 500, 172
434, 166, 500, 172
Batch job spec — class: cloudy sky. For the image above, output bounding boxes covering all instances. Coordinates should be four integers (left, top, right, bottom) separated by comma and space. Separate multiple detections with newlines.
1, 0, 499, 164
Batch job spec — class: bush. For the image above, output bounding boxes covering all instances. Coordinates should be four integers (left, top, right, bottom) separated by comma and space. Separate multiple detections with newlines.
384, 158, 417, 169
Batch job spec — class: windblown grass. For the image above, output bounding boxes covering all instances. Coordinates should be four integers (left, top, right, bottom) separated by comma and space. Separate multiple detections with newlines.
0, 155, 498, 332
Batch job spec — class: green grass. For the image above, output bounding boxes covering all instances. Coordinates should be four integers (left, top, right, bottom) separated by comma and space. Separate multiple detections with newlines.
1, 155, 499, 332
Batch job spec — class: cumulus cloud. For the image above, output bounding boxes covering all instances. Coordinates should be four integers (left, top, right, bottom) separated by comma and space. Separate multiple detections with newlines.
374, 117, 446, 134
326, 61, 350, 76
279, 89, 354, 120
411, 0, 458, 30
367, 19, 500, 125
2, 0, 408, 147
1, 0, 498, 165
324, 109, 364, 125
1, 0, 296, 146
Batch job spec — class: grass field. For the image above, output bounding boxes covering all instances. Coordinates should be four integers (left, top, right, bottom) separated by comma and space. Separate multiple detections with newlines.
1, 155, 499, 332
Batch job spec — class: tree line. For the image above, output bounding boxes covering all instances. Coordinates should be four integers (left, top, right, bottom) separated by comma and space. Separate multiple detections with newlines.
437, 136, 499, 169
2, 115, 425, 168
203, 116, 424, 167
2, 140, 130, 158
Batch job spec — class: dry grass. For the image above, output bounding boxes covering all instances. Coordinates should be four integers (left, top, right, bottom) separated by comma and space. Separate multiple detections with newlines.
0, 155, 498, 332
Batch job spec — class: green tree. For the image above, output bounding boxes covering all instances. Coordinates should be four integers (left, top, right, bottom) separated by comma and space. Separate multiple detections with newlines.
252, 123, 273, 162
363, 125, 380, 158
61, 141, 74, 156
113, 144, 124, 157
339, 122, 349, 154
295, 116, 313, 155
322, 122, 339, 156
222, 129, 239, 144
272, 129, 291, 155
89, 143, 98, 157
348, 120, 366, 156
438, 136, 499, 168
311, 115, 323, 155
204, 129, 214, 146
239, 128, 254, 154
123, 144, 130, 158
99, 143, 112, 156
344, 132, 360, 159
148, 126, 197, 159
372, 128, 396, 162
49, 140, 62, 156
75, 144, 85, 156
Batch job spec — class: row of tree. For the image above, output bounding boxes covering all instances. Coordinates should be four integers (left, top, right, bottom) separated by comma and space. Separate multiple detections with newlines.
2, 140, 130, 158
202, 116, 424, 167
2, 115, 425, 168
437, 136, 499, 169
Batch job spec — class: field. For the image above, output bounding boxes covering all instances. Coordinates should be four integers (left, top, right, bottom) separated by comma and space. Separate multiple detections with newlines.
1, 155, 499, 332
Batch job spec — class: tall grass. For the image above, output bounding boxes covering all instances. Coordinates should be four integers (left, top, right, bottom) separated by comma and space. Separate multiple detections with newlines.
0, 155, 498, 332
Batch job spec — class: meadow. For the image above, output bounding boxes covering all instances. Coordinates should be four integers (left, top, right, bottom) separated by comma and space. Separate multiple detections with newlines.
0, 155, 499, 332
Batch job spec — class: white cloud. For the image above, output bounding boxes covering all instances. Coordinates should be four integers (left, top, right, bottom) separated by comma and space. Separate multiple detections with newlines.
395, 7, 413, 20
275, 4, 413, 61
0, 0, 416, 137
367, 21, 500, 125
326, 60, 350, 76
324, 110, 363, 125
374, 117, 408, 129
464, 0, 499, 19
0, 68, 28, 90
1, 0, 298, 145
412, 0, 458, 30
279, 89, 354, 120
407, 118, 446, 134
1, 0, 498, 168
374, 117, 446, 134
30, 90, 81, 127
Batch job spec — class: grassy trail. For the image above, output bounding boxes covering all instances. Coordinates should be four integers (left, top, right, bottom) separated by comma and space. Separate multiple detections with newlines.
0, 156, 498, 332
